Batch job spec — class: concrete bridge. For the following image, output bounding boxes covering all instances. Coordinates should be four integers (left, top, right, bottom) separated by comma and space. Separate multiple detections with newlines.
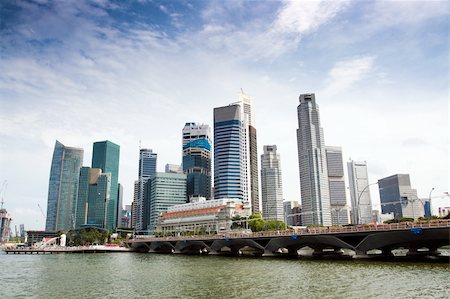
127, 220, 450, 259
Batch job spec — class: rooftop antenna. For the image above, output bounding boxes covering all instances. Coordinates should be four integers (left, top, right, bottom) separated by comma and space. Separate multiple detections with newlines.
240, 88, 245, 94
139, 140, 142, 150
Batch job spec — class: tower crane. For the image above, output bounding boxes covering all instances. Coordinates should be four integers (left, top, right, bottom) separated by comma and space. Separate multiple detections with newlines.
37, 204, 46, 219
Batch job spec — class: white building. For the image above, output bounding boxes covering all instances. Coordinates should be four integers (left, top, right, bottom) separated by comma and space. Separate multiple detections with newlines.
347, 160, 373, 224
326, 146, 349, 225
156, 198, 251, 235
296, 94, 331, 226
261, 145, 284, 221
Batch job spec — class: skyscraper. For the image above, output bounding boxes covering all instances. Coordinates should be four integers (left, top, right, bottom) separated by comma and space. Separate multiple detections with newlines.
46, 140, 83, 231
92, 140, 120, 230
76, 167, 112, 229
296, 93, 331, 226
347, 160, 373, 224
260, 145, 284, 221
214, 104, 246, 200
378, 174, 423, 219
238, 92, 259, 214
146, 172, 187, 233
325, 146, 349, 225
136, 148, 157, 231
182, 122, 212, 200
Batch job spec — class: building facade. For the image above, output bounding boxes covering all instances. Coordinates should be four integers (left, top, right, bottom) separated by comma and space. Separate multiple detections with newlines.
347, 160, 373, 224
0, 208, 12, 243
146, 172, 187, 233
75, 167, 111, 228
260, 145, 284, 221
238, 92, 260, 215
45, 140, 84, 231
325, 146, 349, 225
156, 198, 251, 235
214, 104, 246, 200
378, 174, 423, 219
296, 94, 331, 226
136, 149, 157, 231
92, 140, 120, 230
182, 123, 212, 200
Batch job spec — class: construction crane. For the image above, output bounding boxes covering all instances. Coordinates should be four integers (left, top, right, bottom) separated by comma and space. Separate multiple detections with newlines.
37, 204, 46, 219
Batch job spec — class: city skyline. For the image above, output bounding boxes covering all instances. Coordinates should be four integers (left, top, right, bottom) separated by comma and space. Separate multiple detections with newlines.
1, 1, 448, 230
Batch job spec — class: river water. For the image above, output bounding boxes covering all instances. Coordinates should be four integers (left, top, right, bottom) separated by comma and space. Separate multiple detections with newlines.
1, 252, 449, 298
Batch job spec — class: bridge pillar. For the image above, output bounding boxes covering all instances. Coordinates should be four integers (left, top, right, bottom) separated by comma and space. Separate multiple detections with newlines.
427, 247, 441, 257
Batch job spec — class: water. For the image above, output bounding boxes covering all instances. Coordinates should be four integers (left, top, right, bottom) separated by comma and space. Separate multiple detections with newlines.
1, 252, 449, 298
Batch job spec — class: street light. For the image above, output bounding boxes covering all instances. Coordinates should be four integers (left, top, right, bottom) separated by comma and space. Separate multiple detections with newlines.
356, 182, 377, 225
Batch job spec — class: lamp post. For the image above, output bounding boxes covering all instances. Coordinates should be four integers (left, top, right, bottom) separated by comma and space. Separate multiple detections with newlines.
356, 182, 377, 225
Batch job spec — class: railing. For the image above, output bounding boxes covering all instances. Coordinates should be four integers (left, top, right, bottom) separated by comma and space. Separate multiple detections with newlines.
129, 220, 450, 243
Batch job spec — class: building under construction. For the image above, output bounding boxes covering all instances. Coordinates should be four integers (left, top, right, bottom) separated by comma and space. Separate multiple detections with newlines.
0, 208, 12, 243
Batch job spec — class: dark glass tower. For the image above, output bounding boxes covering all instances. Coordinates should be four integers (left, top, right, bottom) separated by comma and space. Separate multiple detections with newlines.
182, 123, 212, 201
214, 105, 245, 200
46, 140, 83, 231
92, 140, 120, 230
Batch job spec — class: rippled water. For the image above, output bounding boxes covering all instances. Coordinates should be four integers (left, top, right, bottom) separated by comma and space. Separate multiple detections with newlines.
1, 252, 449, 298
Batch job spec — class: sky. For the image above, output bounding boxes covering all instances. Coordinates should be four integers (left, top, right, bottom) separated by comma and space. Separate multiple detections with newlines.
0, 0, 449, 231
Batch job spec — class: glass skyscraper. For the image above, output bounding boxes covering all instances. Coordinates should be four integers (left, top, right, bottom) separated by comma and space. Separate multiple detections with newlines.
45, 140, 84, 231
214, 104, 245, 200
146, 172, 187, 233
182, 123, 212, 201
136, 148, 157, 231
75, 167, 111, 228
92, 140, 120, 230
296, 94, 332, 226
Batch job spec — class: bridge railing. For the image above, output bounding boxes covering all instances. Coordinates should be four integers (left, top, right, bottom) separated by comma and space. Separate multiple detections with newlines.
129, 220, 450, 243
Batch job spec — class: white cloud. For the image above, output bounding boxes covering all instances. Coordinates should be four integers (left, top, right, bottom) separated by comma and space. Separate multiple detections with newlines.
321, 56, 376, 97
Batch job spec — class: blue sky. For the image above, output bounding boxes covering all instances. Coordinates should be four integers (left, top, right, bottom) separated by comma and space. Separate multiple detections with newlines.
1, 0, 449, 230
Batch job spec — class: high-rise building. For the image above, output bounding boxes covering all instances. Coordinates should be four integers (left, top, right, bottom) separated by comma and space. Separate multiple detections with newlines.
0, 208, 12, 242
283, 201, 292, 225
182, 123, 212, 201
325, 146, 349, 225
347, 160, 373, 224
261, 145, 284, 221
117, 183, 123, 227
46, 140, 84, 231
296, 94, 331, 226
238, 92, 260, 215
146, 172, 187, 233
214, 104, 246, 200
75, 167, 111, 228
136, 148, 157, 231
92, 140, 120, 230
378, 174, 423, 219
131, 180, 138, 229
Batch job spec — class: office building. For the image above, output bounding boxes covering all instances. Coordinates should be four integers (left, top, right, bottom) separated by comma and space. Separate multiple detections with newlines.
117, 183, 123, 227
347, 160, 373, 224
214, 104, 246, 200
45, 140, 84, 231
136, 149, 157, 231
261, 145, 284, 221
378, 174, 423, 219
424, 200, 432, 218
131, 180, 138, 229
92, 140, 120, 230
283, 201, 292, 226
296, 94, 331, 226
75, 167, 111, 228
146, 172, 187, 233
182, 123, 212, 201
325, 146, 349, 225
238, 92, 260, 215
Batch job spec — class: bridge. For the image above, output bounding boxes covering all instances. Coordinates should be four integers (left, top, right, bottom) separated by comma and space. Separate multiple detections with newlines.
127, 220, 450, 259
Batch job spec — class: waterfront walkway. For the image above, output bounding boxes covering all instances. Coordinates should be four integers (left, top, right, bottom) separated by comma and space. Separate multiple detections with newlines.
4, 245, 131, 254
